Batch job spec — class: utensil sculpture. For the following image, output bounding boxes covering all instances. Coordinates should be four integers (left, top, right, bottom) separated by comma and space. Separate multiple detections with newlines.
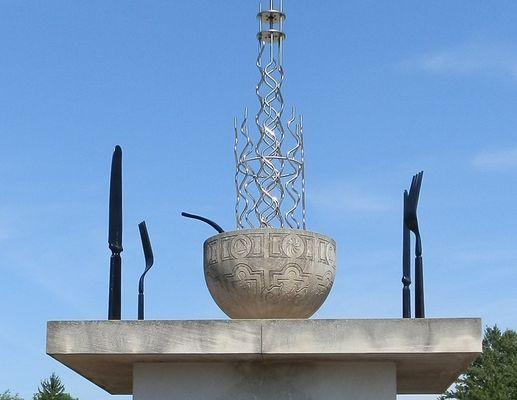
402, 171, 424, 318
402, 191, 411, 318
138, 221, 154, 320
108, 145, 123, 320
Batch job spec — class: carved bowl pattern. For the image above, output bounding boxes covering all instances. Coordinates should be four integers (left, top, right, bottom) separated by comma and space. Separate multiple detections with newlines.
203, 228, 337, 319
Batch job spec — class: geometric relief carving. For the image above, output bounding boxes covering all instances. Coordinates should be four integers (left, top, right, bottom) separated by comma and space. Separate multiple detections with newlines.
269, 233, 287, 258
315, 270, 334, 296
221, 236, 234, 261
301, 235, 315, 260
230, 235, 252, 259
281, 234, 305, 258
207, 240, 218, 265
224, 263, 265, 296
248, 233, 265, 257
266, 264, 311, 303
210, 232, 334, 264
317, 239, 328, 265
326, 242, 336, 268
220, 260, 336, 305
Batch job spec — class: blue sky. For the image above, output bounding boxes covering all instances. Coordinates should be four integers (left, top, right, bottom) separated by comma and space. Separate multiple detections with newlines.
1, 1, 517, 399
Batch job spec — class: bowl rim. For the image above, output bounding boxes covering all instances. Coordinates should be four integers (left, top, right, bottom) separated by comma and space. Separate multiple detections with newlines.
203, 228, 336, 247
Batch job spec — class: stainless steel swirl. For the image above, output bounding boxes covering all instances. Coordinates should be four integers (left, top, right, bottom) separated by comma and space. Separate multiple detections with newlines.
235, 0, 306, 229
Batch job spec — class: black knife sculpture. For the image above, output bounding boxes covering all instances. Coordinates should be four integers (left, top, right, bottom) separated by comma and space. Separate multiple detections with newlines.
402, 190, 411, 318
108, 145, 123, 320
138, 221, 154, 320
403, 171, 424, 318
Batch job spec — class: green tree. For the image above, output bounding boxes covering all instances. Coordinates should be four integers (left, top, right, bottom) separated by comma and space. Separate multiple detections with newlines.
0, 390, 23, 400
33, 373, 77, 400
441, 326, 517, 399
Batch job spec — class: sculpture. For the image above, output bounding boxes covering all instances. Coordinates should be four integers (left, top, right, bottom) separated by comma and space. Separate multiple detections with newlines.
402, 171, 425, 318
202, 0, 336, 319
138, 221, 154, 320
108, 145, 122, 320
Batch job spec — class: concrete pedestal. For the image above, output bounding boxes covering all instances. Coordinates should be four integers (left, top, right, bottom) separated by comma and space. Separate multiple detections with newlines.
134, 361, 396, 400
47, 318, 481, 399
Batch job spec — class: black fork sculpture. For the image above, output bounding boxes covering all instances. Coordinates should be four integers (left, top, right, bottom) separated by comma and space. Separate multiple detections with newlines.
138, 221, 154, 320
403, 171, 424, 318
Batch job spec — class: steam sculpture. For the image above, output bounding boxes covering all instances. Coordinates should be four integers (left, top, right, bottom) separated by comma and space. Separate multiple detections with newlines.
201, 0, 337, 319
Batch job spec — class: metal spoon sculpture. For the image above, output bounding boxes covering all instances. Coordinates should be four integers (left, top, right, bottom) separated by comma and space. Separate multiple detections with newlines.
181, 212, 224, 234
108, 145, 123, 320
403, 171, 424, 318
138, 221, 154, 320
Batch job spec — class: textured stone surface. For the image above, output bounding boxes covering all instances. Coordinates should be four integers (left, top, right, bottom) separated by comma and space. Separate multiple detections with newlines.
204, 228, 337, 318
133, 362, 396, 400
47, 318, 481, 395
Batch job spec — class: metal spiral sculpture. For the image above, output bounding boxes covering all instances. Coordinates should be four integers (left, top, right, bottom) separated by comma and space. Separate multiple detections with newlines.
235, 0, 306, 230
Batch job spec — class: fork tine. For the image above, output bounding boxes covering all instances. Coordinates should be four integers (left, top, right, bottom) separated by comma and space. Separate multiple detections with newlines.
415, 171, 423, 205
408, 174, 418, 207
409, 175, 416, 196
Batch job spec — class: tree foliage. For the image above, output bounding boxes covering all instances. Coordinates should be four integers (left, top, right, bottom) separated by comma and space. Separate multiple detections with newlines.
441, 326, 517, 400
0, 391, 23, 400
33, 373, 77, 400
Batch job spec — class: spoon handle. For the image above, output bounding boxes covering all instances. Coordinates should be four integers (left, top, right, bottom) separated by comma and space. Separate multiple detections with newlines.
415, 255, 425, 318
138, 292, 144, 320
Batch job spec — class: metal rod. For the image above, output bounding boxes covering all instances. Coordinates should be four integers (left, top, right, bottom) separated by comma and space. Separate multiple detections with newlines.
300, 114, 306, 229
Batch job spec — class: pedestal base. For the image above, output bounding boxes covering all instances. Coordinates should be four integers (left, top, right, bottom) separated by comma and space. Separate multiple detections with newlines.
46, 318, 481, 397
134, 361, 396, 400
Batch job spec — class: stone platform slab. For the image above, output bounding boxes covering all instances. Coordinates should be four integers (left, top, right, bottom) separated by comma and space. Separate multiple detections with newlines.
47, 318, 481, 395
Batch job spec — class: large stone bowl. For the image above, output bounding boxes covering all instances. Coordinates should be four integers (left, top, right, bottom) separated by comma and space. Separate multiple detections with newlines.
203, 228, 337, 319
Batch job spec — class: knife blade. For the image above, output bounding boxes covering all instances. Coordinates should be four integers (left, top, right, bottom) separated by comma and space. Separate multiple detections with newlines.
108, 145, 123, 253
